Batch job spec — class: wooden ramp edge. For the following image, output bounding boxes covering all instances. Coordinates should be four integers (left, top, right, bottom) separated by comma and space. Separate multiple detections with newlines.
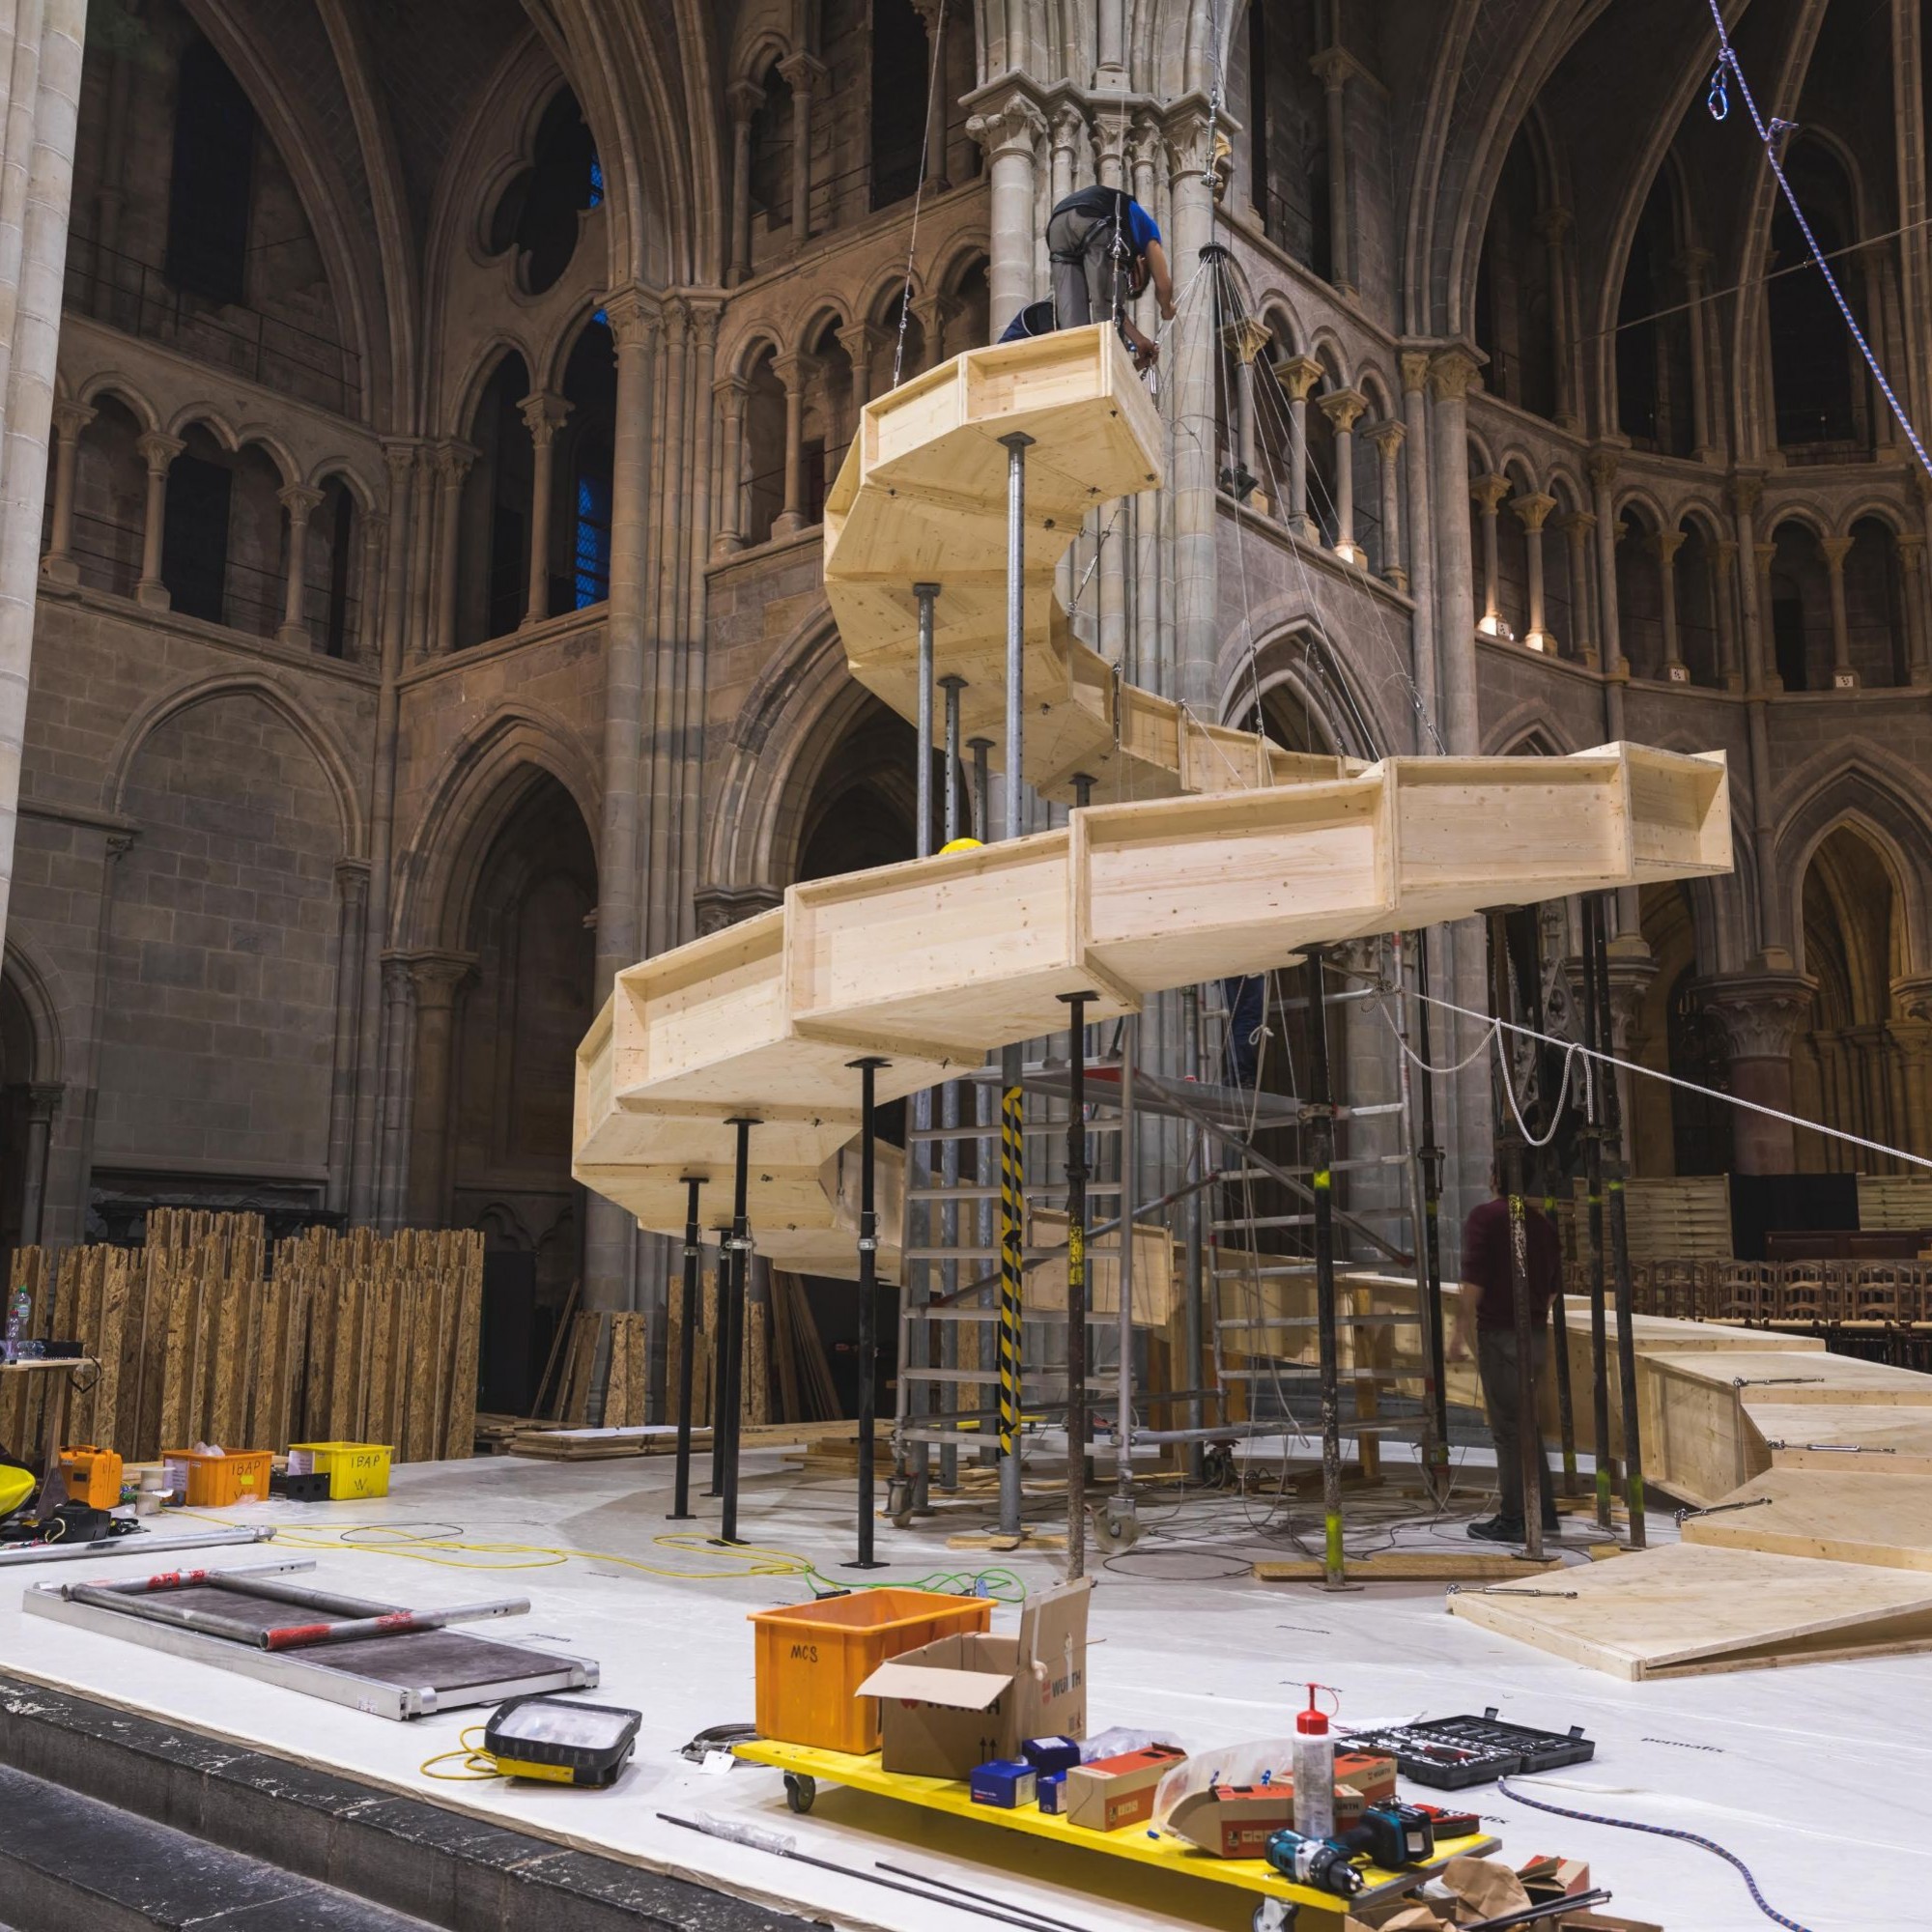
1447, 1543, 1932, 1680
1681, 1469, 1932, 1573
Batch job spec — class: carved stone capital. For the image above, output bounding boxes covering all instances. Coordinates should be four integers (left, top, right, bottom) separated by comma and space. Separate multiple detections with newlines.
51, 400, 95, 443
518, 390, 574, 447
694, 884, 783, 936
1272, 353, 1324, 402
1585, 444, 1622, 491
1319, 386, 1368, 434
1510, 491, 1557, 534
1652, 527, 1688, 567
1727, 470, 1765, 517
407, 951, 476, 1010
1893, 974, 1932, 1026
771, 351, 818, 395
776, 51, 827, 97
1555, 508, 1596, 541
1469, 472, 1511, 514
966, 91, 1047, 164
1427, 347, 1482, 403
1367, 418, 1406, 459
277, 483, 326, 523
136, 431, 185, 476
1819, 535, 1855, 573
727, 79, 765, 124
1696, 971, 1818, 1062
431, 441, 477, 487
1399, 349, 1433, 396
601, 286, 662, 352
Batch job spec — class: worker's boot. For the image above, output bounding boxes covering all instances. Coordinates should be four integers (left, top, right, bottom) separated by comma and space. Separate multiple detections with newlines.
1466, 1514, 1524, 1543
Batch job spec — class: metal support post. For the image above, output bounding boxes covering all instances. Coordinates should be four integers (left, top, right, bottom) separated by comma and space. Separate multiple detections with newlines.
848, 1059, 889, 1569
1486, 913, 1546, 1561
1113, 1013, 1138, 1529
718, 1116, 758, 1546
1059, 991, 1092, 1575
914, 583, 938, 854
1413, 931, 1450, 1473
1592, 895, 1647, 1548
1181, 983, 1206, 1482
1579, 896, 1615, 1531
970, 738, 991, 842
997, 1042, 1026, 1536
1392, 934, 1448, 1491
706, 1241, 728, 1496
999, 432, 1033, 840
1302, 945, 1347, 1589
941, 675, 965, 842
1520, 909, 1577, 1497
669, 1176, 704, 1520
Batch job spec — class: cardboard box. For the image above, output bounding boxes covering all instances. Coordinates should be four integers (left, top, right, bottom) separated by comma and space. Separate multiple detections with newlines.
857, 1577, 1091, 1779
1063, 1744, 1188, 1832
1166, 1775, 1384, 1857
1335, 1749, 1397, 1807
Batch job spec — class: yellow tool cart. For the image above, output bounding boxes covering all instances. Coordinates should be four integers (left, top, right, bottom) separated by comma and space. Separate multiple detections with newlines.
735, 1740, 1500, 1931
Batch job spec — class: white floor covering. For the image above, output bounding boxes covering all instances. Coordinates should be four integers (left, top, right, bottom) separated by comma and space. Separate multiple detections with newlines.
2, 1444, 1925, 1932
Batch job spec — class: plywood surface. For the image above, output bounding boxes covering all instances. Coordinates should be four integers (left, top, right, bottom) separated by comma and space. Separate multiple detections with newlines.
1680, 1469, 1932, 1571
1745, 1401, 1932, 1474
1448, 1541, 1932, 1679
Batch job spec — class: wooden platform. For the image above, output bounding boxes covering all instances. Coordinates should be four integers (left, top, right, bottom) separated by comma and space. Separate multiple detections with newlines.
1680, 1470, 1932, 1572
1448, 1541, 1932, 1679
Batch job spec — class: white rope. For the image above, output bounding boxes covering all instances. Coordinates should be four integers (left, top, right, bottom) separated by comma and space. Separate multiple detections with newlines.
1497, 1034, 1580, 1150
890, 0, 947, 393
1413, 987, 1932, 1175
1377, 998, 1500, 1077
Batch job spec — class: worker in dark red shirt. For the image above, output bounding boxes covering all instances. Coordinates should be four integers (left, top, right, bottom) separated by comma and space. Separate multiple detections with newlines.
1451, 1169, 1561, 1543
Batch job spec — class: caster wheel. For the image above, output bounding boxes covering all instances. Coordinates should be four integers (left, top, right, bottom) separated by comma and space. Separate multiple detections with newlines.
887, 1479, 912, 1526
1092, 1506, 1141, 1553
1252, 1900, 1296, 1932
783, 1772, 816, 1814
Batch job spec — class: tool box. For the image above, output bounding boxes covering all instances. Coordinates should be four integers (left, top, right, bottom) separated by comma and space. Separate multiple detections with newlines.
60, 1446, 123, 1508
1340, 1709, 1593, 1789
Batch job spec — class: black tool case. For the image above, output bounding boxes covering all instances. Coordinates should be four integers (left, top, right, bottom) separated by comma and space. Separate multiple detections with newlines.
1342, 1707, 1594, 1789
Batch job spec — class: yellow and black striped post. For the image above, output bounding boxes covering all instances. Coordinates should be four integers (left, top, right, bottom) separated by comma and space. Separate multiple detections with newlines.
1058, 989, 1092, 1577
995, 1045, 1026, 1535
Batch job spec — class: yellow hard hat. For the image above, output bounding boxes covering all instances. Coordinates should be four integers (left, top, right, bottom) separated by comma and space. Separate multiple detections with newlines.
0, 1463, 36, 1522
939, 837, 983, 855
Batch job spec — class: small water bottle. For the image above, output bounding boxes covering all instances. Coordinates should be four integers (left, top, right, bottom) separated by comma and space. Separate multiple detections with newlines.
4, 1285, 27, 1365
1293, 1684, 1335, 1840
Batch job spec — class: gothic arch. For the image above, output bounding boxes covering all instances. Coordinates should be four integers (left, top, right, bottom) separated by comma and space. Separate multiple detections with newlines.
1483, 705, 1578, 756
392, 705, 603, 951
72, 373, 160, 433
1219, 617, 1387, 760
106, 672, 365, 857
0, 936, 70, 1087
1774, 759, 1932, 973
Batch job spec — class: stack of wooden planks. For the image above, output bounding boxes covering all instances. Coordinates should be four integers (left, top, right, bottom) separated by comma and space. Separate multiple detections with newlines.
0, 1213, 483, 1465
549, 1310, 649, 1426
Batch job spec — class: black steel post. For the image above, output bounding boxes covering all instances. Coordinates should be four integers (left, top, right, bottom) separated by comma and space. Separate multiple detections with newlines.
941, 675, 965, 843
1592, 896, 1648, 1548
1580, 896, 1615, 1531
1058, 991, 1091, 1577
669, 1176, 704, 1520
1303, 945, 1346, 1588
1487, 912, 1546, 1559
706, 1240, 729, 1496
970, 738, 991, 842
847, 1059, 890, 1569
1413, 929, 1451, 1476
718, 1116, 758, 1546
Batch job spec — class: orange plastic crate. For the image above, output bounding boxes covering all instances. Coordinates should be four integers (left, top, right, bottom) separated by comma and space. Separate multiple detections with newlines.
160, 1447, 274, 1507
749, 1588, 992, 1753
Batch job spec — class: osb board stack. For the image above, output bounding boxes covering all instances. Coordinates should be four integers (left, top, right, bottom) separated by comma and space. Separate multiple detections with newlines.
0, 1214, 483, 1465
549, 1311, 650, 1427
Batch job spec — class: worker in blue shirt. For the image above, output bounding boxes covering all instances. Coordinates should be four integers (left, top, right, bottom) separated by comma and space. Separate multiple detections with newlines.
998, 185, 1176, 371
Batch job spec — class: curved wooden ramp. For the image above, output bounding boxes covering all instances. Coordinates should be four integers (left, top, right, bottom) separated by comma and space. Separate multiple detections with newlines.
574, 327, 1732, 1266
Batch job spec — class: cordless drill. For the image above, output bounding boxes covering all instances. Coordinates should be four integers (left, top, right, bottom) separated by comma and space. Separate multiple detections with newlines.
1264, 1804, 1437, 1898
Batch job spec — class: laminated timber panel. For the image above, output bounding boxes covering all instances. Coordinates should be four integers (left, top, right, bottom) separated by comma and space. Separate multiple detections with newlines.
1679, 1469, 1932, 1572
787, 829, 1136, 1054
1746, 1403, 1932, 1476
1074, 776, 1394, 988
1448, 1542, 1932, 1679
1645, 1356, 1774, 1508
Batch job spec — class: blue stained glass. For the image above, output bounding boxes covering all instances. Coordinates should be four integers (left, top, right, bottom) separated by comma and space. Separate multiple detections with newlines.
588, 154, 604, 208
575, 469, 611, 608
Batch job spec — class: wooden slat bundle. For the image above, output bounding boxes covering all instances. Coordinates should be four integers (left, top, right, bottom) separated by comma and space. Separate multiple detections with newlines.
2, 1216, 484, 1463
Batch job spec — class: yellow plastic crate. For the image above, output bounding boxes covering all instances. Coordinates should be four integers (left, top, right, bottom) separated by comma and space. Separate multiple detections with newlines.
286, 1441, 392, 1500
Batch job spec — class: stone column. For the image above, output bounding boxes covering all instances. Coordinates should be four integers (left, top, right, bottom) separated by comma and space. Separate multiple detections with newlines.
1321, 387, 1367, 563
349, 445, 414, 1224
1586, 445, 1627, 687
407, 448, 436, 662
430, 442, 474, 653
324, 861, 368, 1216
1399, 350, 1437, 737
727, 80, 762, 286
133, 431, 183, 610
1470, 473, 1509, 635
1892, 976, 1932, 1160
1506, 492, 1553, 652
16, 1082, 60, 1245
39, 399, 90, 586
406, 953, 471, 1226
771, 351, 816, 537
779, 53, 824, 242
587, 288, 660, 1310
1368, 418, 1405, 588
0, 0, 88, 950
711, 373, 749, 554
1310, 46, 1355, 295
1220, 317, 1270, 504
1699, 972, 1819, 1174
355, 512, 385, 663
1820, 534, 1858, 687
1654, 526, 1688, 681
518, 391, 572, 627
375, 955, 415, 1230
1537, 206, 1577, 428
1048, 102, 1082, 210
911, 0, 952, 189
275, 483, 325, 647
1428, 350, 1482, 753
1898, 533, 1931, 684
968, 91, 1046, 337
1274, 354, 1323, 537
838, 320, 882, 412
1095, 0, 1126, 88
910, 292, 959, 369
1165, 103, 1221, 714
1677, 248, 1716, 459
1557, 510, 1596, 664
1708, 535, 1741, 687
